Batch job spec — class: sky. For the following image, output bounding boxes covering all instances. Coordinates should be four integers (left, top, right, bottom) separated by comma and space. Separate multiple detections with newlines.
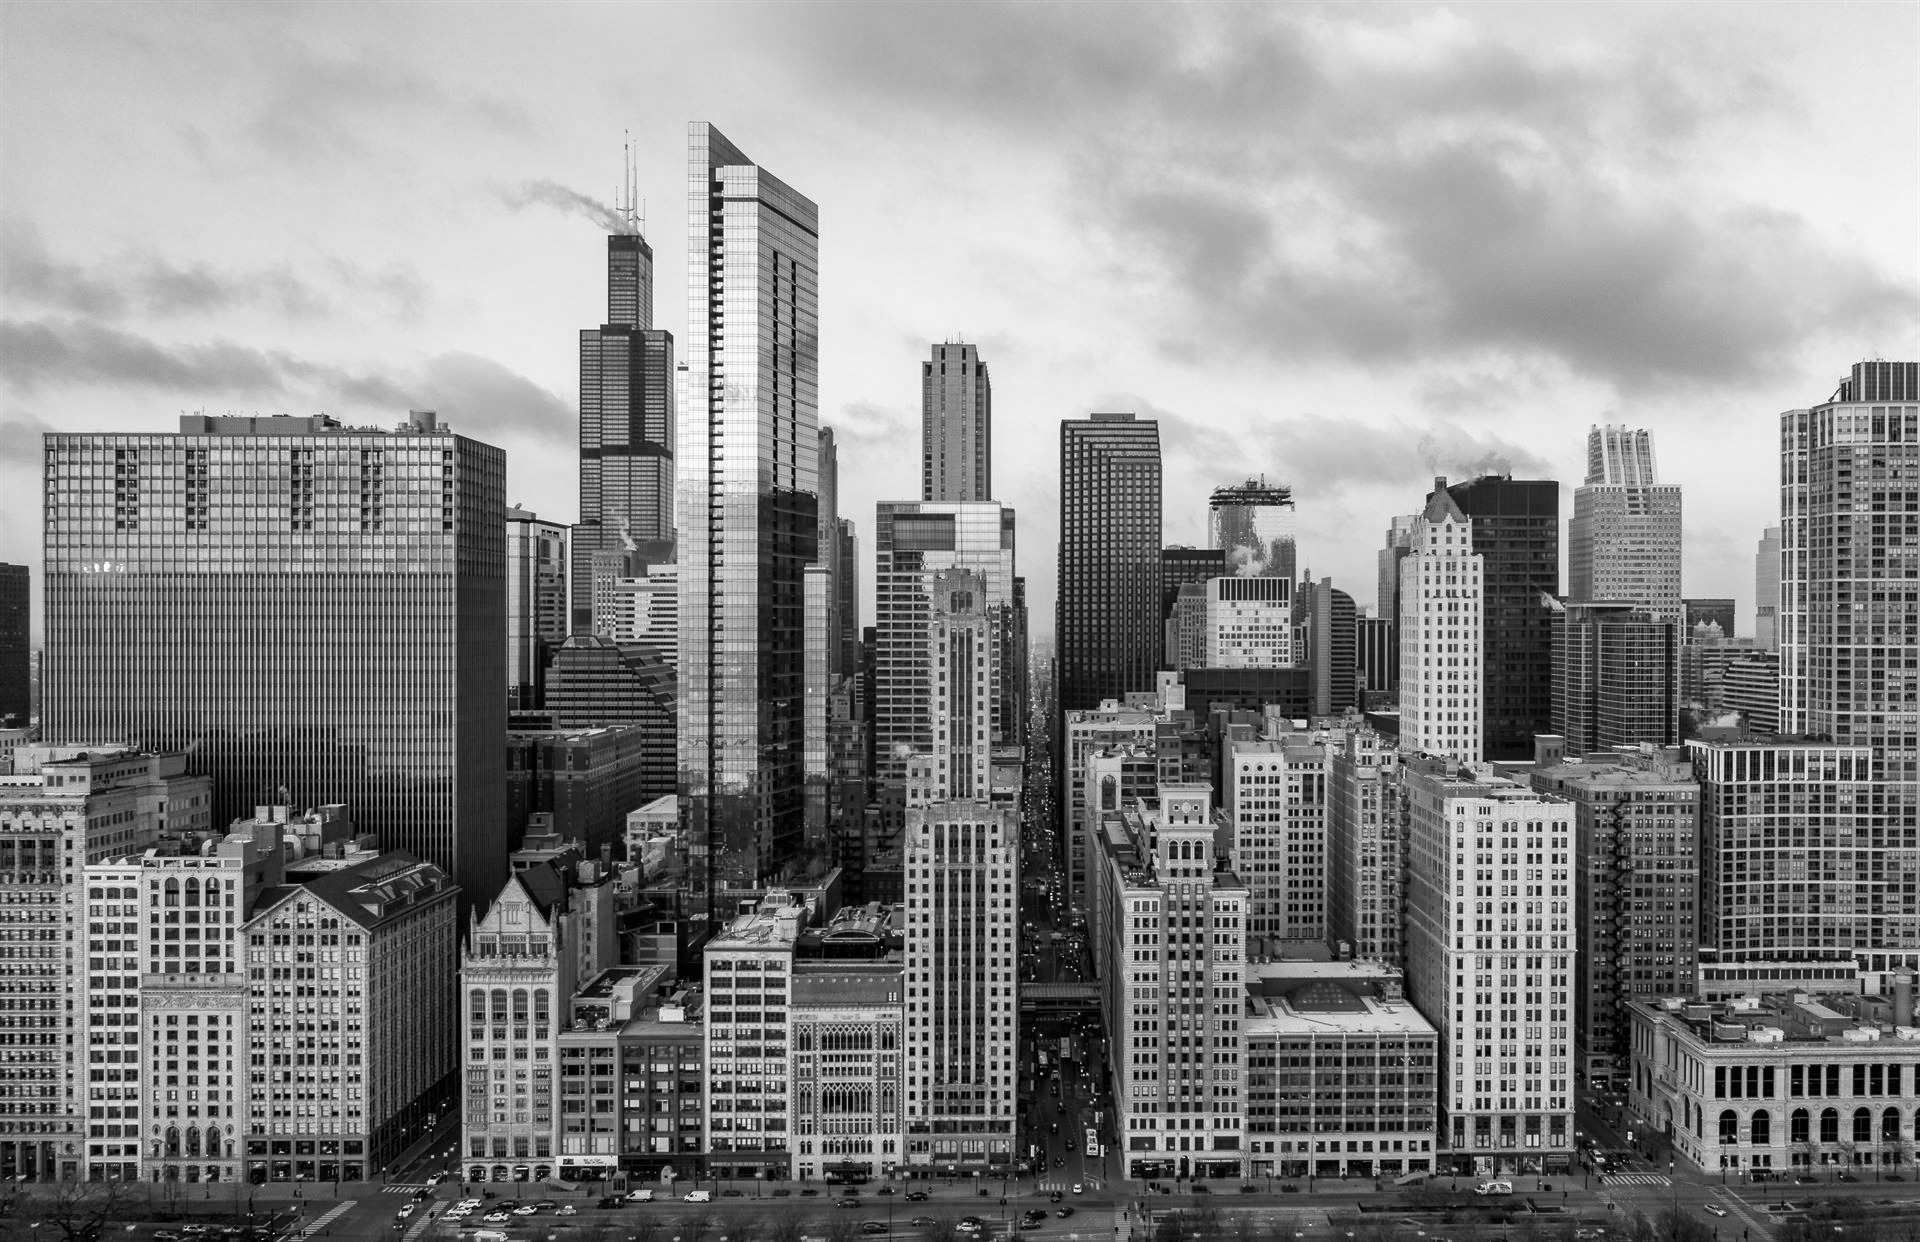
3, 1, 1917, 644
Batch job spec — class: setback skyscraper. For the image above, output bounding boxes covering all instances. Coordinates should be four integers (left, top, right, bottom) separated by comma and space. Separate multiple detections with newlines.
1569, 425, 1681, 626
677, 123, 820, 885
575, 232, 675, 632
41, 412, 507, 903
922, 342, 991, 502
1058, 413, 1161, 712
1398, 482, 1483, 764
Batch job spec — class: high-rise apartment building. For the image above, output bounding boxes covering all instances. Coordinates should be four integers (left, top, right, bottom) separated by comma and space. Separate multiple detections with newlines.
1569, 425, 1681, 626
508, 507, 570, 710
1531, 750, 1699, 1086
1550, 602, 1680, 754
1326, 726, 1403, 962
41, 412, 508, 906
1199, 577, 1294, 668
922, 343, 991, 503
1398, 483, 1484, 763
1088, 785, 1249, 1179
0, 563, 27, 726
1058, 414, 1161, 712
1441, 476, 1558, 760
1402, 760, 1575, 1174
1209, 478, 1296, 582
873, 503, 1016, 787
575, 232, 675, 631
678, 123, 820, 885
1755, 525, 1782, 650
902, 800, 1019, 1176
1224, 733, 1326, 940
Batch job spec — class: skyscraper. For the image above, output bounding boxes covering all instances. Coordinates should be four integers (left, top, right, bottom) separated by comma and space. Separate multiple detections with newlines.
41, 412, 507, 904
1440, 476, 1558, 760
1549, 601, 1680, 753
677, 123, 820, 884
508, 506, 570, 710
1568, 425, 1681, 625
1398, 483, 1483, 764
922, 342, 991, 503
1755, 525, 1781, 650
1058, 413, 1161, 712
1377, 514, 1417, 622
1295, 574, 1357, 716
575, 232, 675, 631
0, 562, 27, 726
1208, 477, 1295, 581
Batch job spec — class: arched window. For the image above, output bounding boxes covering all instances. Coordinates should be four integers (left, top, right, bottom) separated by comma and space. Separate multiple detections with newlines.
185, 1127, 200, 1158
1855, 1108, 1873, 1144
1719, 1110, 1739, 1144
1821, 1108, 1840, 1145
469, 990, 486, 1022
533, 989, 549, 1023
1752, 1111, 1771, 1146
490, 988, 508, 1024
512, 989, 529, 1024
1792, 1109, 1810, 1144
1884, 1108, 1901, 1142
164, 1126, 181, 1157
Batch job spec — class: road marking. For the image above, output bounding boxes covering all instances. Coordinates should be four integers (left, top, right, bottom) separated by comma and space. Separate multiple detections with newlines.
1602, 1173, 1672, 1187
385, 1184, 432, 1195
285, 1200, 356, 1242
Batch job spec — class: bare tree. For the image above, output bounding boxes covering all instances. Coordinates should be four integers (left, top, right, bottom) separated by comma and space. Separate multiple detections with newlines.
823, 1214, 862, 1242
629, 1215, 664, 1242
682, 1210, 718, 1242
155, 1170, 188, 1221
918, 1215, 960, 1242
765, 1207, 805, 1242
717, 1210, 758, 1242
32, 1179, 136, 1242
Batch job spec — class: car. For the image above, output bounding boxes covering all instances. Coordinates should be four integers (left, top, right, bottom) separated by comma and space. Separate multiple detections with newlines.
722, 1190, 745, 1197
1888, 1174, 1906, 1182
1704, 1205, 1728, 1218
396, 1206, 417, 1220
1019, 1223, 1041, 1232
1192, 1185, 1210, 1194
532, 1201, 557, 1211
483, 1212, 513, 1224
444, 1208, 472, 1220
627, 1189, 654, 1203
155, 1234, 180, 1242
414, 1189, 434, 1201
843, 1187, 863, 1196
801, 1188, 820, 1196
877, 1187, 896, 1196
1022, 1212, 1047, 1223
1055, 1209, 1075, 1219
907, 1192, 930, 1202
597, 1197, 623, 1210
513, 1205, 539, 1216
557, 1206, 577, 1217
1838, 1173, 1859, 1183
862, 1225, 890, 1235
773, 1188, 792, 1197
1049, 1123, 1058, 1134
427, 1173, 446, 1185
1071, 1185, 1083, 1195
956, 1222, 981, 1235
838, 1199, 862, 1209
911, 1219, 937, 1228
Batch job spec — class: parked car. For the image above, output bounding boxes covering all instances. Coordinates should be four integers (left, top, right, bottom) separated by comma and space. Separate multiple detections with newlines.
862, 1224, 890, 1235
837, 1198, 862, 1209
906, 1192, 930, 1202
557, 1206, 578, 1216
1055, 1208, 1075, 1219
910, 1218, 937, 1228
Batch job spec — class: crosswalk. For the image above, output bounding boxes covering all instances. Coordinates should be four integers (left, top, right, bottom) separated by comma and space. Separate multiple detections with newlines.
384, 1184, 433, 1196
284, 1201, 356, 1242
1602, 1173, 1672, 1187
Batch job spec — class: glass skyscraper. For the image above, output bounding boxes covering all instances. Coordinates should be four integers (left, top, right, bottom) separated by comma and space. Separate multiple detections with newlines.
1057, 413, 1161, 713
1207, 477, 1295, 582
676, 122, 820, 885
507, 505, 569, 709
575, 232, 675, 632
41, 412, 508, 904
922, 342, 991, 503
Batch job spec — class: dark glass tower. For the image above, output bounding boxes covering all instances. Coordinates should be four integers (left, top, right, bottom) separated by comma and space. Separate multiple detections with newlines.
574, 232, 675, 632
0, 562, 27, 726
1058, 413, 1161, 712
1435, 475, 1559, 760
677, 123, 819, 885
41, 412, 507, 904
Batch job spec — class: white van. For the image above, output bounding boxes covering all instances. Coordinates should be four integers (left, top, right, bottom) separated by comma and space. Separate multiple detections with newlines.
684, 1190, 713, 1203
626, 1189, 654, 1203
474, 1232, 511, 1242
1474, 1180, 1514, 1196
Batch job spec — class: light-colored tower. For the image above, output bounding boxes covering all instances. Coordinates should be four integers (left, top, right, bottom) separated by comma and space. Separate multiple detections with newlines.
1754, 525, 1781, 651
922, 342, 991, 503
1397, 482, 1483, 762
702, 903, 803, 1176
1225, 733, 1327, 940
1326, 726, 1403, 962
677, 123, 820, 884
1569, 425, 1682, 625
1200, 577, 1294, 668
1403, 760, 1575, 1173
902, 800, 1019, 1176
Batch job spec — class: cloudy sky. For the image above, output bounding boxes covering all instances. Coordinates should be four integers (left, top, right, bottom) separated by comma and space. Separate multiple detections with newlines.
3, 1, 1916, 642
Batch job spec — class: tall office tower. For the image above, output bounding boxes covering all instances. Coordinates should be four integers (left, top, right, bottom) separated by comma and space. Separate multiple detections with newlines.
1209, 477, 1296, 581
1398, 483, 1484, 763
575, 231, 675, 632
1004, 576, 1030, 752
1569, 425, 1681, 625
922, 342, 991, 503
836, 519, 861, 678
1378, 515, 1418, 621
678, 123, 820, 885
902, 799, 1019, 1176
1224, 732, 1327, 940
1058, 413, 1161, 712
0, 563, 26, 726
1755, 525, 1782, 650
1161, 547, 1227, 665
1549, 602, 1680, 754
1402, 759, 1575, 1173
1531, 749, 1700, 1087
1326, 726, 1403, 962
1089, 784, 1249, 1180
41, 412, 508, 905
1195, 577, 1294, 667
804, 564, 833, 842
904, 570, 1002, 804
1441, 476, 1558, 760
874, 502, 1016, 787
545, 637, 677, 806
508, 507, 570, 710
1683, 598, 1736, 641
0, 749, 209, 1182
817, 427, 841, 667
1060, 702, 1158, 914
1354, 616, 1398, 703
1295, 575, 1357, 716
1780, 361, 1920, 765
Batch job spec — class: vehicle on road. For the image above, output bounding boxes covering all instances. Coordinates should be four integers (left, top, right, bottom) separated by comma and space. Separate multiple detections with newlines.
862, 1224, 889, 1234
483, 1211, 513, 1223
1055, 1208, 1074, 1219
1474, 1181, 1513, 1196
627, 1189, 654, 1203
395, 1205, 416, 1220
473, 1232, 509, 1242
1071, 1184, 1083, 1195
906, 1192, 930, 1202
512, 1205, 538, 1216
684, 1190, 712, 1203
910, 1218, 937, 1227
1704, 1205, 1728, 1217
557, 1205, 577, 1216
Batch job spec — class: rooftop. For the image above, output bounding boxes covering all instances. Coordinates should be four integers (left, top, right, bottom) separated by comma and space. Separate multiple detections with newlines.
1245, 979, 1438, 1038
